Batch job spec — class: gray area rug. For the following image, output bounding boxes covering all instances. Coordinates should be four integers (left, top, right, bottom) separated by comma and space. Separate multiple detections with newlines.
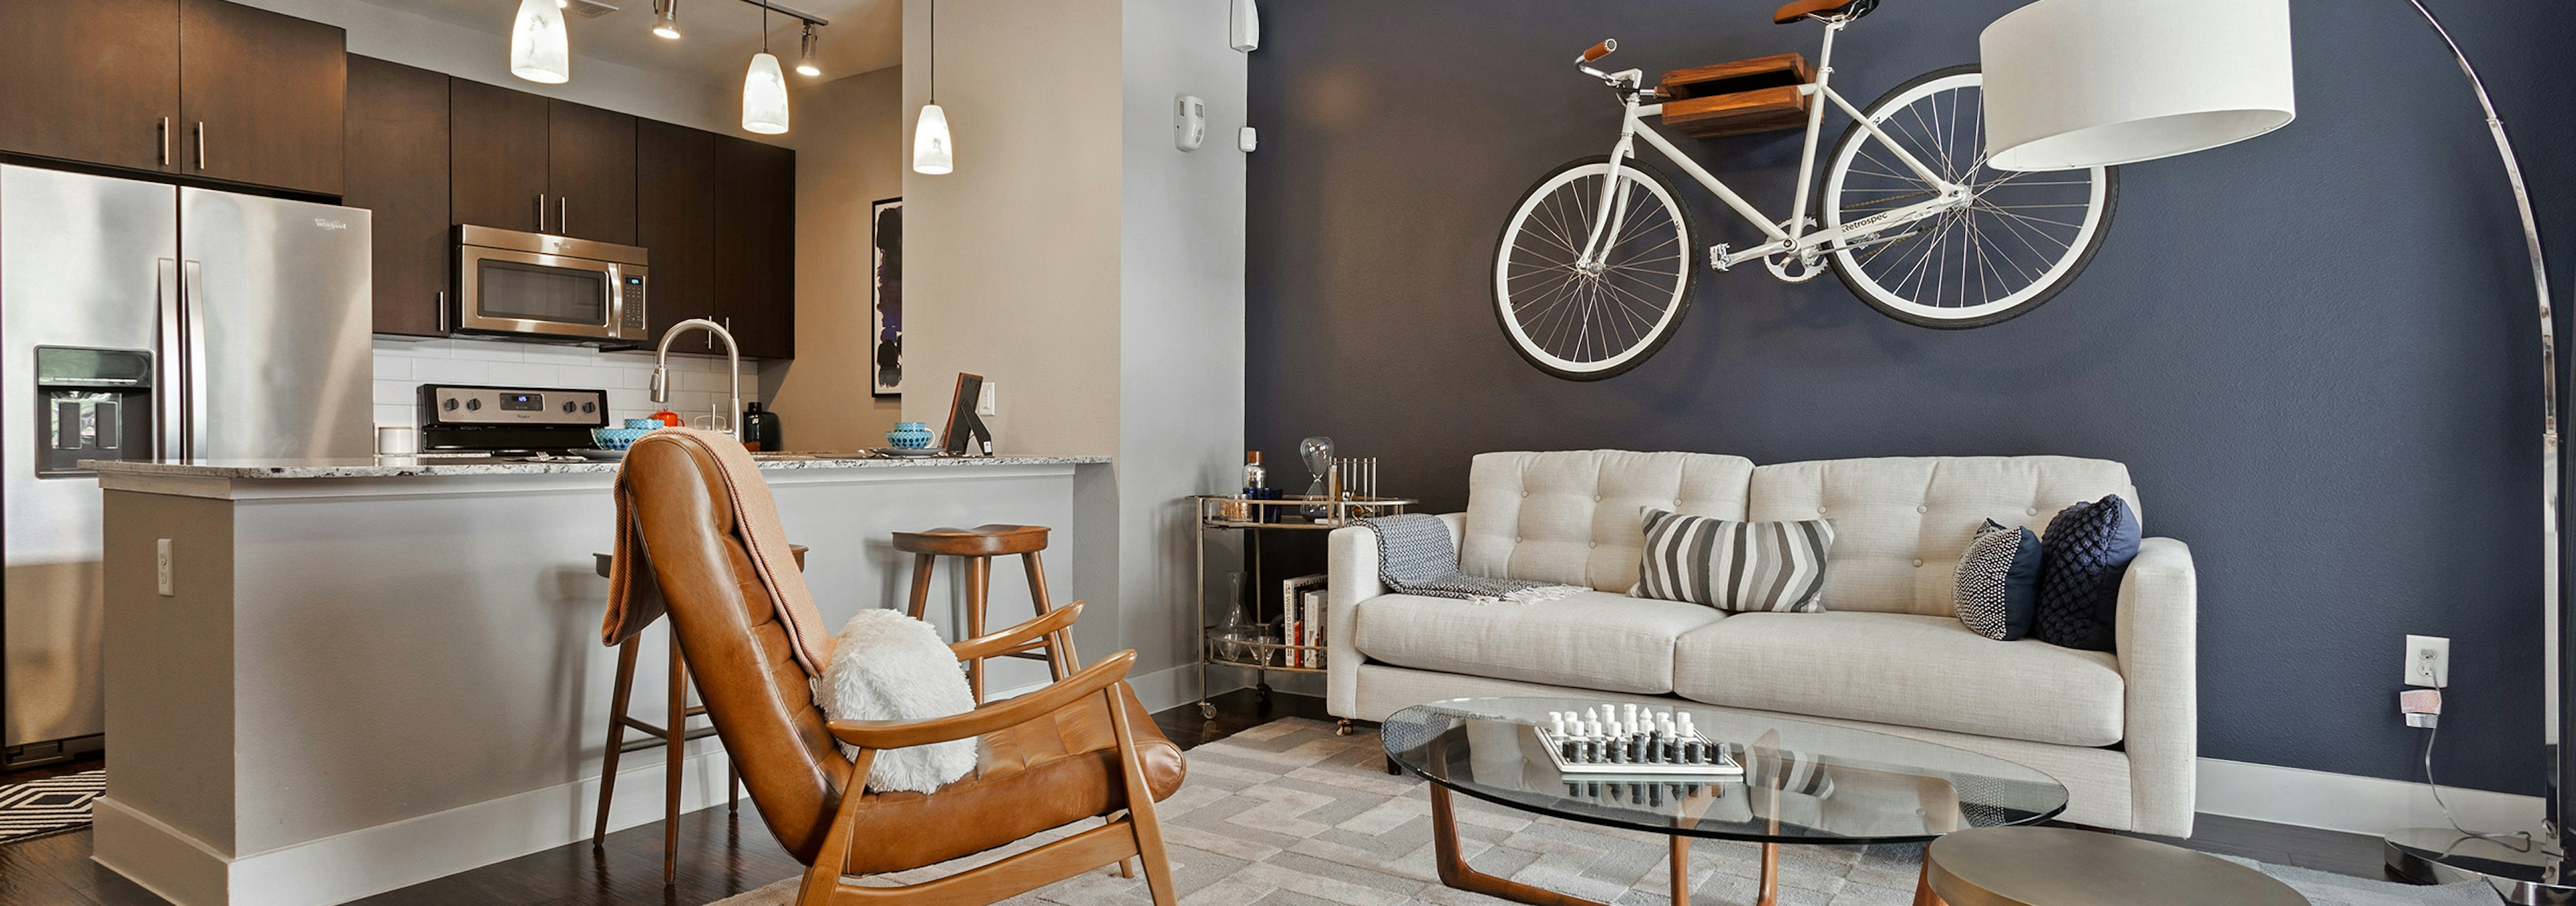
711, 718, 2498, 905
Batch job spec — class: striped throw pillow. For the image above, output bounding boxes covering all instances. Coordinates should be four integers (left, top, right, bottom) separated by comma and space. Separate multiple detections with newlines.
1629, 508, 1835, 612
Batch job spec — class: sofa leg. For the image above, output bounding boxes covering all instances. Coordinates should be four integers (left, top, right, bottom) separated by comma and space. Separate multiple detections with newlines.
1336, 719, 1354, 736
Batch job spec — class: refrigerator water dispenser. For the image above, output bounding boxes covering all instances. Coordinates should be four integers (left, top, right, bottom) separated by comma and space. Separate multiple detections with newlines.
35, 346, 152, 476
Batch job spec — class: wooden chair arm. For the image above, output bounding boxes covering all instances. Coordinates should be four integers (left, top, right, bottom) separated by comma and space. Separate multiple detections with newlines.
950, 600, 1083, 662
827, 650, 1134, 750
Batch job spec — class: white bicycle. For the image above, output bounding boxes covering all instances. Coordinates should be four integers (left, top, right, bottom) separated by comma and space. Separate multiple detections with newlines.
1495, 0, 2116, 380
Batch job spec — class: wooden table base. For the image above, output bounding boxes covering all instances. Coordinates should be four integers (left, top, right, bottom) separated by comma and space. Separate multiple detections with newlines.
1426, 783, 1941, 906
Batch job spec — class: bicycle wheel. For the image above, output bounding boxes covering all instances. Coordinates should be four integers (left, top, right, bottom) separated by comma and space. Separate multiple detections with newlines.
1822, 65, 2116, 329
1493, 156, 1695, 381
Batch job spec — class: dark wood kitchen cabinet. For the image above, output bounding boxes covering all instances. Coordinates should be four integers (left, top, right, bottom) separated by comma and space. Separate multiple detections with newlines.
449, 79, 550, 233
177, 0, 344, 195
545, 100, 636, 246
345, 56, 450, 338
713, 136, 795, 360
0, 0, 180, 173
637, 120, 716, 345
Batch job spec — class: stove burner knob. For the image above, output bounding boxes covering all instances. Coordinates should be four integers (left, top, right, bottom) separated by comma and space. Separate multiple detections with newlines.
562, 401, 576, 413
464, 398, 481, 411
442, 398, 459, 411
581, 402, 595, 413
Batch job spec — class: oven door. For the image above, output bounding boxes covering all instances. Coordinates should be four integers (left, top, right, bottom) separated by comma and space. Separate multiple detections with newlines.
455, 245, 633, 342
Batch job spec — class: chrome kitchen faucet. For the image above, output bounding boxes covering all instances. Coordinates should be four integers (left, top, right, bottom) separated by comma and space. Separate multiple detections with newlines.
650, 318, 741, 441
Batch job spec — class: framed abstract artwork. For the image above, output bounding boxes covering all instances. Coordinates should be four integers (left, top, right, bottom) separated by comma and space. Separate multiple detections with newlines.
871, 197, 904, 397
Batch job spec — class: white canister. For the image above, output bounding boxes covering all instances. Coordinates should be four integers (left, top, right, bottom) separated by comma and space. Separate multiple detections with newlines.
376, 425, 420, 456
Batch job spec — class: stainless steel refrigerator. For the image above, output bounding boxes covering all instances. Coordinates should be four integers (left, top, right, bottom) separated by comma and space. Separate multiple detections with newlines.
0, 164, 373, 765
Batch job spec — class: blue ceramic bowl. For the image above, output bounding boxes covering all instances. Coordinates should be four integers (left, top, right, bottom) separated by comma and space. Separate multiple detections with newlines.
888, 421, 934, 449
625, 418, 665, 430
592, 427, 653, 450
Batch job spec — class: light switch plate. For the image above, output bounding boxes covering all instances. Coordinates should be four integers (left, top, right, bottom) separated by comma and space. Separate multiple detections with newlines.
156, 538, 174, 597
976, 382, 997, 417
2405, 634, 2449, 688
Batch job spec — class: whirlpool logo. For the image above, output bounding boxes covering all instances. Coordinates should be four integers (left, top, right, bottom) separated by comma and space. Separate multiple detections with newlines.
313, 217, 349, 230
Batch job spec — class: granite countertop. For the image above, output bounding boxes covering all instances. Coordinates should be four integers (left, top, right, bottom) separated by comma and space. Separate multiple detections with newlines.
85, 454, 1109, 480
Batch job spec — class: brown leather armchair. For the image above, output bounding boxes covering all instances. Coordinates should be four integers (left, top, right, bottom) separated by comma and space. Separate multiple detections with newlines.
621, 434, 1185, 905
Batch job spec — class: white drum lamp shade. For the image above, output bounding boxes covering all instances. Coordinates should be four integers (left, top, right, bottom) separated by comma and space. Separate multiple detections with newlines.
743, 52, 790, 134
1980, 0, 2296, 171
509, 0, 570, 84
914, 103, 953, 174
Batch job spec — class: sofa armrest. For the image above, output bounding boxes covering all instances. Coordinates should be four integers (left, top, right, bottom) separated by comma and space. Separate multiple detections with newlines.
2116, 536, 2197, 838
1326, 513, 1462, 718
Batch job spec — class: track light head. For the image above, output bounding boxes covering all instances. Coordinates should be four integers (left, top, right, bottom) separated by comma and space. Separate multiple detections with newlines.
796, 23, 821, 77
651, 0, 680, 38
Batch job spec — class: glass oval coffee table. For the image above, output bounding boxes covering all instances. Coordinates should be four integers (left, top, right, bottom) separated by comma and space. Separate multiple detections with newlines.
1382, 697, 2070, 906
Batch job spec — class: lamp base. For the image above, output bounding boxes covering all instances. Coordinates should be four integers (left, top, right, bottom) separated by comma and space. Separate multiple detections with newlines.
2384, 827, 2572, 904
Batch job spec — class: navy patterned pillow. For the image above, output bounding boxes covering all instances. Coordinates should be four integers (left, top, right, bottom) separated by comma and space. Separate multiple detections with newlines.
1953, 519, 2041, 641
2034, 495, 2140, 652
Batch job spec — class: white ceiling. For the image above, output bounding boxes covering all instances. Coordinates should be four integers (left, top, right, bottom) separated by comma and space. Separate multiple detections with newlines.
360, 0, 900, 90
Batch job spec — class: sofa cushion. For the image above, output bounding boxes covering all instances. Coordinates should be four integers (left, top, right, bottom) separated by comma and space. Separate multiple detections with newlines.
1670, 612, 2125, 746
1463, 450, 1756, 593
1746, 456, 2138, 617
2035, 495, 2140, 652
1352, 590, 1726, 695
1634, 509, 1835, 613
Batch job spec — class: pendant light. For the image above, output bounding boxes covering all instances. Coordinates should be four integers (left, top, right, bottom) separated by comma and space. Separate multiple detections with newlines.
509, 0, 570, 84
796, 21, 822, 77
651, 0, 680, 39
912, 0, 953, 174
741, 1, 790, 134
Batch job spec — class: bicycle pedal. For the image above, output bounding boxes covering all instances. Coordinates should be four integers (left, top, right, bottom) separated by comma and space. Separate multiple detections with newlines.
1707, 244, 1733, 272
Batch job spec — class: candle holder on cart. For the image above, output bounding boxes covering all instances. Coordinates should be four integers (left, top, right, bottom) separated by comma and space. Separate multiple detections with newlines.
1190, 490, 1413, 734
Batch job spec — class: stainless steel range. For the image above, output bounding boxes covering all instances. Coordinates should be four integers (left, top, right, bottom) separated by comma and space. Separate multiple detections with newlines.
417, 383, 610, 457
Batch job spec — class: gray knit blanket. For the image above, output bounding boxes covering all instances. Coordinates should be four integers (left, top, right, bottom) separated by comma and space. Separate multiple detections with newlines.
1355, 514, 1585, 604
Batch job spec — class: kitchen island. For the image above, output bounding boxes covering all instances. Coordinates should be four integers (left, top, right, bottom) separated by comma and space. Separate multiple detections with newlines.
87, 454, 1108, 906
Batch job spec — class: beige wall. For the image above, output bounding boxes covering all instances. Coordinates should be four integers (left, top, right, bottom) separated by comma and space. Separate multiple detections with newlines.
763, 66, 908, 452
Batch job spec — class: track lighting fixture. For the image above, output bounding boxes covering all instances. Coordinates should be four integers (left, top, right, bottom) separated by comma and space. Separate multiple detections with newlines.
652, 0, 680, 39
797, 21, 821, 77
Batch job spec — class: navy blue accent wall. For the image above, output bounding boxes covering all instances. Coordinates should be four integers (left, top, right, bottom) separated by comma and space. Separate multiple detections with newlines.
1246, 0, 2576, 793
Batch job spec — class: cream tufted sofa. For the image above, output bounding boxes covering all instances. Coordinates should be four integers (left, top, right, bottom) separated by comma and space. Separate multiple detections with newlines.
1326, 450, 2197, 836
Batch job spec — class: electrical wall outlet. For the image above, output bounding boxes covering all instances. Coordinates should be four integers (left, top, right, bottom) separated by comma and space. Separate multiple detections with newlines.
977, 381, 997, 417
156, 538, 174, 597
2405, 634, 2449, 688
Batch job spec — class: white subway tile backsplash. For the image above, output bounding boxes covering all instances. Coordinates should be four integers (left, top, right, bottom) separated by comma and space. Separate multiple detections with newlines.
372, 404, 413, 428
410, 358, 490, 384
373, 336, 755, 434
372, 381, 415, 406
486, 362, 562, 386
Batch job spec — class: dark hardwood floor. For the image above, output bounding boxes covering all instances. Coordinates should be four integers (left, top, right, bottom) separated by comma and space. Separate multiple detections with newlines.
0, 689, 2387, 905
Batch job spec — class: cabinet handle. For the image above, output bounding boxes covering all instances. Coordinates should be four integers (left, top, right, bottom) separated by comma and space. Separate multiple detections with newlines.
158, 117, 170, 166
194, 122, 205, 170
559, 197, 568, 236
536, 193, 547, 232
437, 291, 448, 334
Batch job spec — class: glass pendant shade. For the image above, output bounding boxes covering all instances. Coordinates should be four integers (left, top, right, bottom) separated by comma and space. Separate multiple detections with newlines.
912, 103, 953, 174
1980, 0, 2295, 171
509, 0, 570, 84
742, 52, 790, 134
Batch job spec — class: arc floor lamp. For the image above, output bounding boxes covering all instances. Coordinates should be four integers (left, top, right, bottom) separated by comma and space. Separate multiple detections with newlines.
1982, 0, 2564, 900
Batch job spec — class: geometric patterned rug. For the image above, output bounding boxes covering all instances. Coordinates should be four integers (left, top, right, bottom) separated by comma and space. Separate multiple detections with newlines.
710, 719, 2498, 906
0, 770, 103, 845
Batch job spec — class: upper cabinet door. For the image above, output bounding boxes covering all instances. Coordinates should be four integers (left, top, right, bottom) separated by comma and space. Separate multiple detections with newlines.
346, 56, 450, 338
178, 0, 344, 195
713, 136, 795, 360
637, 120, 715, 346
546, 99, 637, 246
450, 79, 549, 233
0, 0, 181, 172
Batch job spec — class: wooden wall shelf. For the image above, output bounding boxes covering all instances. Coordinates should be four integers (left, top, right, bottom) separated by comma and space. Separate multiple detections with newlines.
1656, 53, 1815, 140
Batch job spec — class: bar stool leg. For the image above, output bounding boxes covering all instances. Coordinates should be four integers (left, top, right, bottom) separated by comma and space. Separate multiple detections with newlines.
1021, 550, 1071, 679
904, 553, 937, 620
593, 633, 642, 847
964, 555, 991, 704
728, 763, 739, 813
665, 626, 686, 885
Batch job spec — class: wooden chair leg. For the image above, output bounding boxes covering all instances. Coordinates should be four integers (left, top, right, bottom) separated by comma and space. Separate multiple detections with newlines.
964, 556, 991, 705
665, 628, 686, 886
904, 552, 937, 620
592, 633, 642, 847
798, 750, 878, 906
1105, 687, 1177, 906
728, 762, 739, 814
1022, 551, 1070, 680
1120, 858, 1136, 879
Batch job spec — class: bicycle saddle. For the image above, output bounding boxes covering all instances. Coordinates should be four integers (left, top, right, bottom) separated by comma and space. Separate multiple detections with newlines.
1774, 0, 1879, 25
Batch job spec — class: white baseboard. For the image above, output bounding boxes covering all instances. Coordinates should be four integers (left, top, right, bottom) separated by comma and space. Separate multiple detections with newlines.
2198, 757, 2544, 839
93, 745, 739, 906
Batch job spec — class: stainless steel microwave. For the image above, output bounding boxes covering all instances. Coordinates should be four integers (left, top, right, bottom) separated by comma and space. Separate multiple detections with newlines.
453, 225, 648, 345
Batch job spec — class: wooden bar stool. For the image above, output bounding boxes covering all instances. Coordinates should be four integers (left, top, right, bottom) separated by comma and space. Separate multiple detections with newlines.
894, 524, 1071, 703
590, 545, 806, 884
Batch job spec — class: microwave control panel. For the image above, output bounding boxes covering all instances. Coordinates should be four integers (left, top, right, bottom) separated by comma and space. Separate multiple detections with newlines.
421, 384, 609, 427
621, 274, 648, 332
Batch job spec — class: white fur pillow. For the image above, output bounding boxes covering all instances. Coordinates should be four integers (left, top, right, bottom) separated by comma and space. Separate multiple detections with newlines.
809, 609, 979, 794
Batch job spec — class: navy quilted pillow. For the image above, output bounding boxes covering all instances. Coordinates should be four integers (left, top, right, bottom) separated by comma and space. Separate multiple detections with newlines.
2035, 495, 2139, 652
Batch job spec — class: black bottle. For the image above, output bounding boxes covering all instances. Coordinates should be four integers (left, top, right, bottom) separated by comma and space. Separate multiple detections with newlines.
742, 401, 783, 452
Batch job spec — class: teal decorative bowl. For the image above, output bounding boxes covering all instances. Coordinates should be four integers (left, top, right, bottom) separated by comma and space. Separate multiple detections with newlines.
624, 418, 665, 430
592, 427, 653, 450
888, 421, 934, 449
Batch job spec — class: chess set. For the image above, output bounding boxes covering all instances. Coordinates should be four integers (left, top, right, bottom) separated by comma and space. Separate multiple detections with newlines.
1534, 704, 1743, 778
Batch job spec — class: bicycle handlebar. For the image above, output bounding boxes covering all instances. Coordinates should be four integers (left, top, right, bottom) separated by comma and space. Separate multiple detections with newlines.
1578, 39, 1616, 64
